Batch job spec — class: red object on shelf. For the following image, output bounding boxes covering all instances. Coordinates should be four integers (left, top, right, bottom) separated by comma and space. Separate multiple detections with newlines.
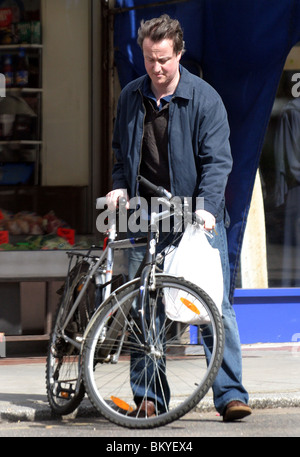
0, 8, 12, 28
0, 230, 9, 245
57, 227, 75, 245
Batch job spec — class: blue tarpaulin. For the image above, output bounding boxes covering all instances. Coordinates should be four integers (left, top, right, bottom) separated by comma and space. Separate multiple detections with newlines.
113, 0, 300, 298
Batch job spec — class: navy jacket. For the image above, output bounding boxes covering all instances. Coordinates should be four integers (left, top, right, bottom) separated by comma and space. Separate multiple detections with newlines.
112, 66, 232, 221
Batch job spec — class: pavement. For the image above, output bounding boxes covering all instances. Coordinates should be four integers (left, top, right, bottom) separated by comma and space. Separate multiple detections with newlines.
0, 343, 300, 423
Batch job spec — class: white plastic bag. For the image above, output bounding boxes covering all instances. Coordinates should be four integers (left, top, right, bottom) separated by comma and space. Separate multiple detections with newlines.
163, 223, 223, 324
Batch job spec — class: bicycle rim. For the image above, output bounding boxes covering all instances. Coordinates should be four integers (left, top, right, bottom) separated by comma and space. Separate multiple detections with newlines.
82, 275, 224, 428
46, 261, 97, 415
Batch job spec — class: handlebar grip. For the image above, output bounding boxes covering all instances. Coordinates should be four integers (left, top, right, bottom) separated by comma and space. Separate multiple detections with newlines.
137, 175, 172, 200
118, 197, 127, 208
193, 212, 204, 226
117, 197, 127, 214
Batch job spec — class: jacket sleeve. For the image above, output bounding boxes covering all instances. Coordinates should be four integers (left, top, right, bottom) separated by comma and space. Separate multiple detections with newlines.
197, 96, 233, 218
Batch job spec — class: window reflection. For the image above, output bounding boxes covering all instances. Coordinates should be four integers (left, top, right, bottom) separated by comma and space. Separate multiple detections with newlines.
274, 96, 300, 286
260, 68, 300, 287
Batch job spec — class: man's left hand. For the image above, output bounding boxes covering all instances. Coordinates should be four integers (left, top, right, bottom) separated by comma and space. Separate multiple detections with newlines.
195, 210, 216, 231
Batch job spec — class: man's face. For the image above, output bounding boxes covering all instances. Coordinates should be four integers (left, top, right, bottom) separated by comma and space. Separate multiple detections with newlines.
142, 37, 182, 90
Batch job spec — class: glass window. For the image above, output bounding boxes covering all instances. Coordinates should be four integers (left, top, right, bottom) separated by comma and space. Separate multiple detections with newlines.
260, 45, 300, 287
0, 0, 93, 251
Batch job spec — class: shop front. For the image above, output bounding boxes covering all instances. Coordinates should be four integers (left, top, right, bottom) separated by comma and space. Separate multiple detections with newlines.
0, 0, 111, 354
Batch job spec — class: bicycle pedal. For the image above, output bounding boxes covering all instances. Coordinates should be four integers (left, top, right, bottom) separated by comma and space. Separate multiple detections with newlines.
59, 390, 71, 399
58, 383, 75, 399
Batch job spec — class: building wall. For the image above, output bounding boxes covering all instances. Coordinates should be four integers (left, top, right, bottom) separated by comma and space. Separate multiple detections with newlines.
41, 0, 90, 186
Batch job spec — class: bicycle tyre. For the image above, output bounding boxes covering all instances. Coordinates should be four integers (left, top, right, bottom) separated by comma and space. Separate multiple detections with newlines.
46, 260, 97, 416
82, 274, 224, 428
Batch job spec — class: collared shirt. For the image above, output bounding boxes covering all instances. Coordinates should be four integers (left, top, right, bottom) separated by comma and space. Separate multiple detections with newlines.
142, 76, 173, 110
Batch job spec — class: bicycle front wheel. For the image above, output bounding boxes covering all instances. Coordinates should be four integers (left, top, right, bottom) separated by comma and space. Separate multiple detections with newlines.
82, 274, 224, 428
46, 260, 97, 415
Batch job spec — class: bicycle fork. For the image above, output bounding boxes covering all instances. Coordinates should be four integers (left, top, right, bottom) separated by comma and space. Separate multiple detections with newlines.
137, 216, 165, 359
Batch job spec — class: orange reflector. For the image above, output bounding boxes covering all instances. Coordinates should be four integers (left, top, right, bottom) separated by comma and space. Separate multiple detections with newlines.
111, 396, 133, 412
61, 391, 70, 399
77, 283, 84, 292
180, 297, 200, 315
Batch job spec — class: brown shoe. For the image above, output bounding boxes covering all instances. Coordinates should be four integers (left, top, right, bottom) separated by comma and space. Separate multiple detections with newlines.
128, 400, 156, 418
223, 401, 252, 422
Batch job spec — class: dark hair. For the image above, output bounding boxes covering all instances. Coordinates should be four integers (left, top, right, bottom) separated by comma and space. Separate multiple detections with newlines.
137, 14, 185, 55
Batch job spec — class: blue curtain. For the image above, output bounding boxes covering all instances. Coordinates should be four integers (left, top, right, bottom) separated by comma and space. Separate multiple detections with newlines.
113, 0, 300, 298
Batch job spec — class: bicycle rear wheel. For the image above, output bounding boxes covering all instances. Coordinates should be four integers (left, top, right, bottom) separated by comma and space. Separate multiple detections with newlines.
82, 274, 224, 428
46, 260, 97, 415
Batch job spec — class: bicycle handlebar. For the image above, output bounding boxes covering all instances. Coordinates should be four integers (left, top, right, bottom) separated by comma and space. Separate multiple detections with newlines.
137, 175, 204, 226
137, 175, 172, 200
96, 177, 205, 227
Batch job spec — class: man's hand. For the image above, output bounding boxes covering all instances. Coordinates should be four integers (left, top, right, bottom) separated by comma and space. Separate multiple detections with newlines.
195, 209, 216, 231
106, 189, 129, 211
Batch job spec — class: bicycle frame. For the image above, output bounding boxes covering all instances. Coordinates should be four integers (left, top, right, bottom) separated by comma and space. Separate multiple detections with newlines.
60, 211, 147, 351
80, 201, 181, 358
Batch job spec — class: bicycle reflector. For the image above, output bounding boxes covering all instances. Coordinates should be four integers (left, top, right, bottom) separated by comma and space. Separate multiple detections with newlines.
111, 396, 134, 412
60, 391, 70, 399
77, 283, 84, 292
180, 297, 201, 315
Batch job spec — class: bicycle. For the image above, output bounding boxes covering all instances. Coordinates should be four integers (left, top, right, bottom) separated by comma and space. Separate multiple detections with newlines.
80, 176, 224, 429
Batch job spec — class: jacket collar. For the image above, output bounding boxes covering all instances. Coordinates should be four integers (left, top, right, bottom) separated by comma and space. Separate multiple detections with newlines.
174, 65, 194, 100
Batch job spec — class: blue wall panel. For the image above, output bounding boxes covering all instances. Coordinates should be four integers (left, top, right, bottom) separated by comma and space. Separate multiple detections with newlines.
233, 289, 300, 344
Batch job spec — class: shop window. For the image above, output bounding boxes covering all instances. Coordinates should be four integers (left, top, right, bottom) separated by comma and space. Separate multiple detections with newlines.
260, 44, 300, 287
0, 0, 93, 251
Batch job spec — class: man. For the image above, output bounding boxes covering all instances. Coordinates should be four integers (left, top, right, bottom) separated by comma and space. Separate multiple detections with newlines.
106, 14, 251, 422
